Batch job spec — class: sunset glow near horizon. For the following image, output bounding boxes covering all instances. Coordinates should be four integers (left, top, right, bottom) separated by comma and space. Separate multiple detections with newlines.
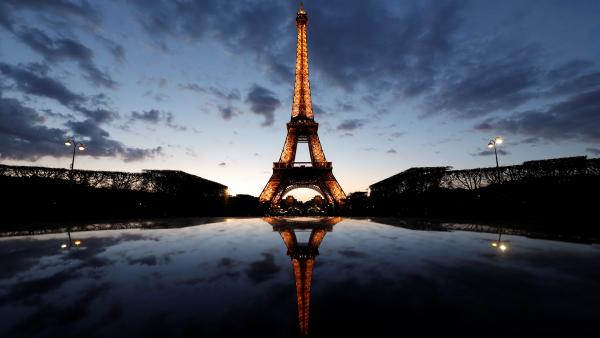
1, 1, 599, 199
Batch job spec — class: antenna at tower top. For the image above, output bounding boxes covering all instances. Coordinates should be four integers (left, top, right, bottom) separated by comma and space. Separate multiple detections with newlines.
298, 2, 306, 14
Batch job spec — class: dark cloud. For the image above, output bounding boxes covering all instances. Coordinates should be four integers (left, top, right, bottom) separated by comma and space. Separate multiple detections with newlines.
424, 46, 541, 118
131, 109, 161, 124
391, 132, 406, 138
76, 106, 119, 124
309, 0, 464, 94
218, 105, 238, 120
337, 119, 365, 131
0, 96, 67, 160
180, 83, 242, 120
130, 1, 463, 95
218, 162, 226, 167
387, 149, 397, 154
2, 0, 101, 26
313, 104, 329, 118
0, 62, 119, 124
475, 89, 600, 143
548, 71, 600, 96
245, 84, 280, 126
66, 119, 163, 161
0, 62, 85, 106
586, 148, 600, 156
179, 83, 206, 93
547, 59, 594, 81
180, 84, 240, 101
471, 148, 509, 157
209, 87, 241, 101
1, 95, 159, 162
129, 109, 187, 131
13, 27, 116, 88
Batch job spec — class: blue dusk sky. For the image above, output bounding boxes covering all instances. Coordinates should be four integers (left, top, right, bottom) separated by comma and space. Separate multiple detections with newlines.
1, 0, 599, 198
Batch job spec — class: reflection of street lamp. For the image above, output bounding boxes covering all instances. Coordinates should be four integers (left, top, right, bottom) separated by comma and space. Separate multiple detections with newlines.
64, 138, 86, 171
490, 228, 508, 252
60, 230, 83, 249
487, 136, 503, 182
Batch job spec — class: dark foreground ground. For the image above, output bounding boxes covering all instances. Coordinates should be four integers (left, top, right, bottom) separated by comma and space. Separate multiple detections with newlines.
1, 217, 598, 337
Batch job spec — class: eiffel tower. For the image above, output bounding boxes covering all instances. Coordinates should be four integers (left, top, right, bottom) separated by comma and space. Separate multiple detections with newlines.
264, 216, 342, 335
259, 4, 346, 208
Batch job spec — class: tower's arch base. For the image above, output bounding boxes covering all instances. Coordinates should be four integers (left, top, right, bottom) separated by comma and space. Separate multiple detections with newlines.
259, 166, 346, 208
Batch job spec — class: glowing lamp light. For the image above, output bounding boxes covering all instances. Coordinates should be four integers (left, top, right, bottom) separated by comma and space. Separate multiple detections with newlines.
491, 242, 498, 247
499, 244, 507, 251
74, 240, 82, 246
78, 144, 86, 151
487, 142, 494, 148
65, 140, 72, 146
61, 244, 68, 249
495, 137, 503, 144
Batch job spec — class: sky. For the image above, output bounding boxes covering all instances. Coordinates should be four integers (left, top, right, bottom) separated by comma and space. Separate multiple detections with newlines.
0, 0, 599, 199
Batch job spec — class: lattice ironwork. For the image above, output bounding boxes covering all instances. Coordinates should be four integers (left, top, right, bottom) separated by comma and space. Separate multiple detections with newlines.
265, 216, 341, 336
259, 5, 346, 207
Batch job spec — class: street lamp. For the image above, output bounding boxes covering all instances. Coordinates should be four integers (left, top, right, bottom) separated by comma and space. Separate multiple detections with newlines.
487, 136, 503, 182
64, 138, 86, 171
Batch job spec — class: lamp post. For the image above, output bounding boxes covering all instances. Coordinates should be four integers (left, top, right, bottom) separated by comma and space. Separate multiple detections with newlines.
487, 136, 503, 183
64, 138, 86, 171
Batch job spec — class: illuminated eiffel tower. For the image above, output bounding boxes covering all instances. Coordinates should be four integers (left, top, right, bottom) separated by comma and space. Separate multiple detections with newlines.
259, 4, 346, 208
264, 216, 342, 335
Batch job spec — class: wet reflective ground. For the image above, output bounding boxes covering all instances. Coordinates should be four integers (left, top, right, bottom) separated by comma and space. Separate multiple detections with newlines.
1, 217, 599, 338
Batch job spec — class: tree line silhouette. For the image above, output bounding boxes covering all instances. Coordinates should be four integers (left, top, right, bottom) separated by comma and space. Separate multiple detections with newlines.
1, 156, 598, 235
359, 156, 600, 235
0, 164, 229, 226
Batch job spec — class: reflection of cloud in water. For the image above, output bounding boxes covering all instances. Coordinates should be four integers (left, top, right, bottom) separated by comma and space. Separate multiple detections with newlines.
246, 253, 281, 284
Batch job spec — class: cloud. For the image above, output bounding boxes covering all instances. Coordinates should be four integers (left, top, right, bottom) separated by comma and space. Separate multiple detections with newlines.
131, 109, 161, 124
180, 83, 242, 121
0, 92, 162, 162
424, 46, 541, 118
181, 84, 241, 102
337, 119, 365, 131
218, 105, 238, 120
66, 119, 163, 161
3, 0, 101, 26
0, 62, 85, 106
474, 89, 600, 143
0, 96, 67, 160
586, 148, 600, 156
218, 162, 226, 167
0, 62, 120, 123
14, 27, 116, 88
387, 149, 397, 154
245, 84, 280, 126
129, 109, 187, 131
129, 1, 464, 95
391, 132, 406, 138
471, 148, 509, 157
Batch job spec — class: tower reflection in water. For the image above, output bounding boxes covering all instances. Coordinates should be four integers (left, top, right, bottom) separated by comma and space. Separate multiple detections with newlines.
263, 217, 342, 336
